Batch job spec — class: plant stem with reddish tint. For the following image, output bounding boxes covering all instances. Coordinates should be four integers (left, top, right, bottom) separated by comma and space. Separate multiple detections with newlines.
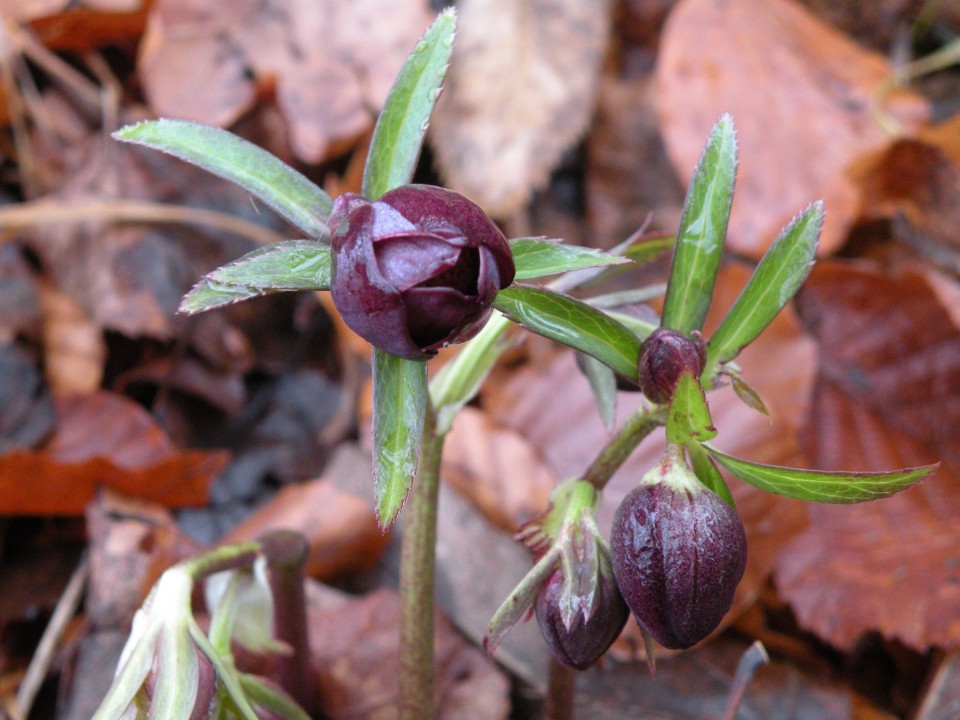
398, 407, 445, 719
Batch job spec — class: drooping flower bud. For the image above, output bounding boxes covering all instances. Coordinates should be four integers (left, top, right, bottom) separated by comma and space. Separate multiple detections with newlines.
611, 450, 747, 649
637, 327, 707, 404
535, 556, 628, 670
330, 185, 515, 360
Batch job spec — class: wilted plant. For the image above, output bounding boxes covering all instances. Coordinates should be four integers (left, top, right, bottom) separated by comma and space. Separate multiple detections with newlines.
103, 8, 937, 719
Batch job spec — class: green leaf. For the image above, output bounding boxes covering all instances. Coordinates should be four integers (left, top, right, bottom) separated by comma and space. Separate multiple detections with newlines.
509, 237, 630, 280
209, 240, 331, 290
625, 235, 673, 265
666, 369, 717, 444
706, 202, 823, 373
113, 119, 332, 240
687, 441, 734, 506
578, 352, 617, 430
493, 284, 642, 381
179, 240, 331, 314
661, 114, 737, 334
705, 445, 938, 504
728, 370, 769, 415
362, 9, 456, 199
373, 349, 427, 529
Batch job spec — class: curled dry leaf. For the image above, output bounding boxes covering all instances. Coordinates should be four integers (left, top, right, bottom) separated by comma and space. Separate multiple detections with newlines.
442, 406, 556, 532
485, 264, 816, 655
0, 390, 226, 514
220, 478, 389, 581
429, 0, 611, 218
39, 282, 106, 396
655, 0, 930, 258
138, 0, 434, 162
776, 260, 960, 651
309, 588, 510, 720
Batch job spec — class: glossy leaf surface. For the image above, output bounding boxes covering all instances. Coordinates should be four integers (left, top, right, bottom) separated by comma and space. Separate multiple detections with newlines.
509, 237, 629, 280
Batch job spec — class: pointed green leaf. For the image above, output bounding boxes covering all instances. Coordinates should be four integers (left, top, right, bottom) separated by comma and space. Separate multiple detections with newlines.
362, 9, 456, 199
179, 241, 331, 314
705, 445, 938, 503
728, 370, 769, 415
493, 284, 642, 381
706, 202, 823, 374
625, 235, 673, 265
509, 237, 630, 280
113, 120, 332, 240
661, 114, 737, 334
209, 240, 331, 290
666, 369, 717, 444
373, 349, 427, 529
687, 441, 734, 506
578, 352, 617, 430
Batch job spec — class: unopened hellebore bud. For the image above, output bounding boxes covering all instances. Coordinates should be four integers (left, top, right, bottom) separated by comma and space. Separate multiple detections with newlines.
637, 328, 707, 404
611, 456, 747, 650
535, 563, 629, 670
330, 185, 515, 360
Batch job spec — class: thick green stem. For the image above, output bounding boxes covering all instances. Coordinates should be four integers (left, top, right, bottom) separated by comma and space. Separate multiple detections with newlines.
581, 400, 665, 491
398, 407, 445, 719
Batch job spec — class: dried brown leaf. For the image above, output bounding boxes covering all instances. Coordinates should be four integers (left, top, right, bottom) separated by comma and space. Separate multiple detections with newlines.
655, 0, 930, 258
39, 282, 106, 396
442, 406, 556, 532
309, 588, 510, 720
0, 391, 225, 514
429, 0, 611, 218
775, 260, 960, 651
220, 478, 389, 581
138, 0, 433, 162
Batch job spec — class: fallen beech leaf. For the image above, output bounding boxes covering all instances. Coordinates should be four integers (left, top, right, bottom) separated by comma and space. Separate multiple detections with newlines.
854, 115, 960, 273
139, 0, 433, 163
309, 588, 510, 720
85, 489, 203, 629
443, 406, 556, 531
656, 0, 930, 258
0, 391, 226, 514
429, 0, 611, 218
775, 260, 960, 651
485, 264, 816, 653
220, 478, 388, 581
29, 3, 150, 52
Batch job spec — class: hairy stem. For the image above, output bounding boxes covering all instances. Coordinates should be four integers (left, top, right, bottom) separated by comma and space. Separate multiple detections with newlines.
398, 407, 445, 719
581, 400, 665, 491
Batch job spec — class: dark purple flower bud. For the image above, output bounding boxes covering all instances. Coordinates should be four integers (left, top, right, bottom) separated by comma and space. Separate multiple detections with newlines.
536, 564, 629, 670
611, 461, 747, 650
330, 185, 515, 360
637, 328, 707, 404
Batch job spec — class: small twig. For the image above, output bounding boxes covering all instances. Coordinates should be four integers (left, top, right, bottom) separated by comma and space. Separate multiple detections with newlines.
14, 555, 89, 720
720, 640, 769, 720
0, 198, 287, 246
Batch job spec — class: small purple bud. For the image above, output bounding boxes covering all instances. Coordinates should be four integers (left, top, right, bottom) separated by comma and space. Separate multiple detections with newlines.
330, 185, 515, 360
637, 328, 707, 404
611, 466, 747, 650
535, 565, 629, 670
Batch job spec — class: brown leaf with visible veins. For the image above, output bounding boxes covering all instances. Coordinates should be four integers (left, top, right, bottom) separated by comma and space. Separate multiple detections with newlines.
138, 0, 433, 163
0, 391, 225, 514
428, 0, 611, 218
655, 0, 930, 258
775, 260, 960, 651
